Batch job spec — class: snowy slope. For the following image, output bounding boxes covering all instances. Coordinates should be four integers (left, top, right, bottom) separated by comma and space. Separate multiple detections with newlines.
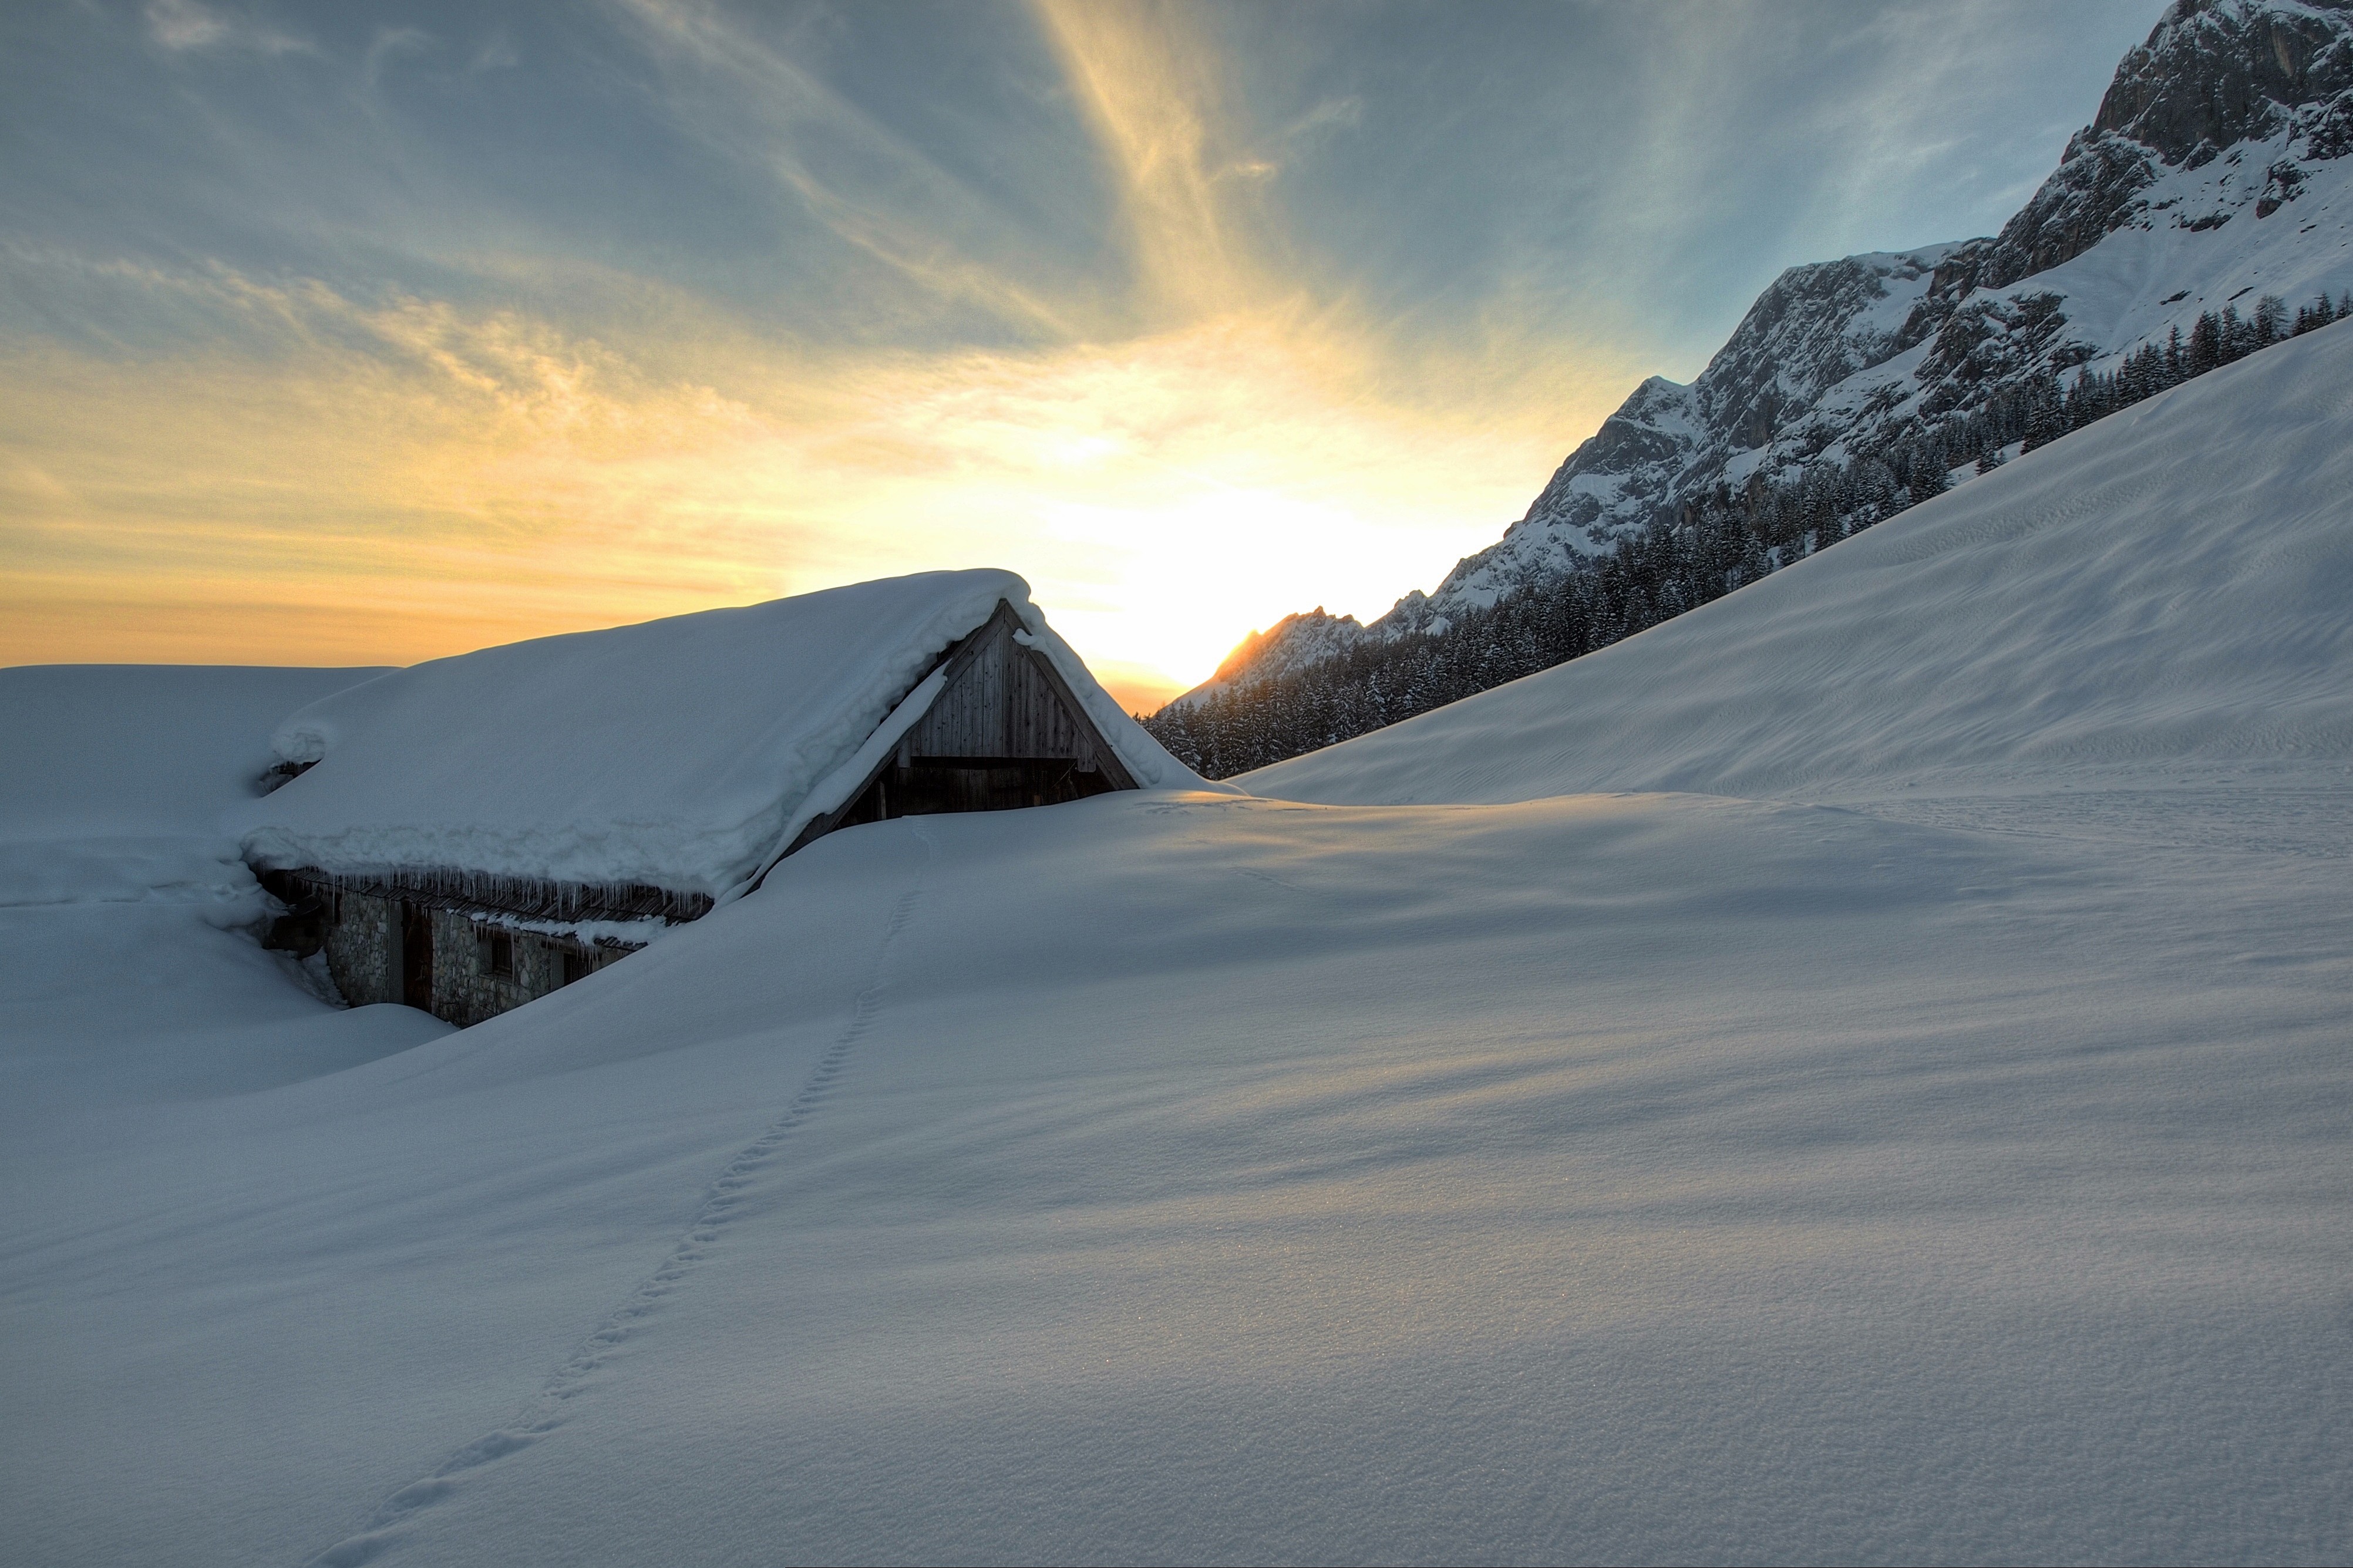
5, 293, 2351, 1564
291, 791, 2353, 1566
236, 571, 1199, 898
1247, 316, 2353, 809
8, 768, 2345, 1563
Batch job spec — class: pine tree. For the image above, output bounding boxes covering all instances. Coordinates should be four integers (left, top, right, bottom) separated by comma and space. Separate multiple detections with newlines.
2256, 294, 2287, 343
2189, 311, 2222, 375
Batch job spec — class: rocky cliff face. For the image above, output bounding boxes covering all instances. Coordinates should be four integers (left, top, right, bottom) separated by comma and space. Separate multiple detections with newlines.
1453, 244, 1954, 602
1184, 0, 2353, 701
1460, 0, 2353, 616
1921, 0, 2353, 308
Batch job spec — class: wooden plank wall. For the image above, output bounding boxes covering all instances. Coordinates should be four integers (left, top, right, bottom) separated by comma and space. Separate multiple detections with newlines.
908, 603, 1094, 764
766, 598, 1145, 864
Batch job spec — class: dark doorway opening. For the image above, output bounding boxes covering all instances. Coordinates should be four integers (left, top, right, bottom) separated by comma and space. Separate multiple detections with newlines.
401, 902, 433, 1010
837, 757, 1116, 829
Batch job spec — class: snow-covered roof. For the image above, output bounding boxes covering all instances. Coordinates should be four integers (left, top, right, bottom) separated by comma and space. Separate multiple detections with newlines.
235, 570, 1199, 899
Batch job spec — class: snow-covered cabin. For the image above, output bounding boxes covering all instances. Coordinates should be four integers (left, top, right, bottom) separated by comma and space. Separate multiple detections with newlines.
238, 571, 1191, 1026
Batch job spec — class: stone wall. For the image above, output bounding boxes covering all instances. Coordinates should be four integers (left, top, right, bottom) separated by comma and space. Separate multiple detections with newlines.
321, 884, 395, 1006
424, 905, 624, 1026
292, 876, 636, 1027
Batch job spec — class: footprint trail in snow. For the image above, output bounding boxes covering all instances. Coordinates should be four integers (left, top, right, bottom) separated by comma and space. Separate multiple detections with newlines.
308, 823, 935, 1567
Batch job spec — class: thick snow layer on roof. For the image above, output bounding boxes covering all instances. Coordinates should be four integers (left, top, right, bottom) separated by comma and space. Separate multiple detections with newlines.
234, 571, 1203, 897
0, 664, 384, 843
0, 665, 383, 915
1247, 317, 2353, 809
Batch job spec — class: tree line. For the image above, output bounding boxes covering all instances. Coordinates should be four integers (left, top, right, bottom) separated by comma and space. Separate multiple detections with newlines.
1144, 293, 2351, 779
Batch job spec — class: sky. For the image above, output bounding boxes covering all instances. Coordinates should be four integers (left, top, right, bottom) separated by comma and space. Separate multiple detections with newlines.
3, 0, 2160, 709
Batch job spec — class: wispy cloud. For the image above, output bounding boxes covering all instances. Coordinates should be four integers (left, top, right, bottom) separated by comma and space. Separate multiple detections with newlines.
143, 0, 310, 57
469, 32, 519, 74
608, 0, 1089, 339
1031, 0, 1265, 319
361, 25, 436, 89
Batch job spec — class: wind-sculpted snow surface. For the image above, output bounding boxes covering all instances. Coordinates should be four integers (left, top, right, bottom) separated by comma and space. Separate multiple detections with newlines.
5, 325, 2352, 1563
8, 784, 2347, 1564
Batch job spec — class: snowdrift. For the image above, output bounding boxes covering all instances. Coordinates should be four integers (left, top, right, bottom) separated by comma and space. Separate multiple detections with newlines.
234, 570, 1197, 897
1247, 319, 2353, 807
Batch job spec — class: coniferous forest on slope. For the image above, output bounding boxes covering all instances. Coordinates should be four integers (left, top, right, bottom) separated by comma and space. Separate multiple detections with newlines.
1142, 292, 2353, 780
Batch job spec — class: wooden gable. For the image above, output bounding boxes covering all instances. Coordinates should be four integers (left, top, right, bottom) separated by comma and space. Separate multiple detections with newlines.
785, 600, 1137, 857
904, 600, 1132, 773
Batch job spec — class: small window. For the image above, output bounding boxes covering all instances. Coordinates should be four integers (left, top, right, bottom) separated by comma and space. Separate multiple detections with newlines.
561, 947, 593, 986
476, 926, 516, 980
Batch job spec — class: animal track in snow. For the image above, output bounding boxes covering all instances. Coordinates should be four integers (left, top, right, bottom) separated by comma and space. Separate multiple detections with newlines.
307, 822, 935, 1567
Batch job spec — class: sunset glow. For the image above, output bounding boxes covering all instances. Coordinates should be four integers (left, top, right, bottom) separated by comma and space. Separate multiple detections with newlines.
2, 0, 2153, 703
4, 287, 1634, 709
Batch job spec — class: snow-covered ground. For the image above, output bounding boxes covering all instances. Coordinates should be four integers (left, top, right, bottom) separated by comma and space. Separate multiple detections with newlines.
6, 328, 2352, 1564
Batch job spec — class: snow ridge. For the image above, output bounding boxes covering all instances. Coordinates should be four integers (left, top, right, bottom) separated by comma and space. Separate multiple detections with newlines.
1243, 313, 2353, 808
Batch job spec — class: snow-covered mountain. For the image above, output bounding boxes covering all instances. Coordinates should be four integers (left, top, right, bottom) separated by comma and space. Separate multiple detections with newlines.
1245, 312, 2353, 809
1194, 0, 2353, 693
1170, 605, 1375, 706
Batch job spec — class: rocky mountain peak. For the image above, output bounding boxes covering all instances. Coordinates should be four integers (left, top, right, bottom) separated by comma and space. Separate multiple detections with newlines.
1453, 243, 1953, 608
1172, 606, 1369, 708
1449, 0, 2353, 622
2099, 0, 2353, 164
1931, 0, 2353, 305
